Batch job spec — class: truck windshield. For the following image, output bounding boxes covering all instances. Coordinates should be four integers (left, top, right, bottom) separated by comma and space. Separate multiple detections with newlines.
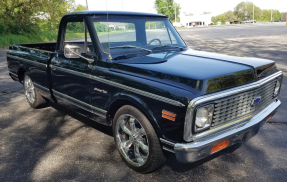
90, 16, 186, 54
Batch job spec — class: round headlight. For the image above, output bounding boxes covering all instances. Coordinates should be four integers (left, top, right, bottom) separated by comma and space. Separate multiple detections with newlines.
274, 80, 281, 96
196, 107, 209, 128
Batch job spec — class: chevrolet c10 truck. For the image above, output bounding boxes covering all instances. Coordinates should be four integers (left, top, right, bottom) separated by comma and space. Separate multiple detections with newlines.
7, 11, 283, 173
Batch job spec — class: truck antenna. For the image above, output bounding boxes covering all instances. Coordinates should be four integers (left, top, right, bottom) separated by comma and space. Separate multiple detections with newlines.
106, 0, 112, 61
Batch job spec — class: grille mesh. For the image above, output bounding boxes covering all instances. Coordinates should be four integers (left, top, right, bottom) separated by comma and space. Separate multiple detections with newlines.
212, 79, 277, 128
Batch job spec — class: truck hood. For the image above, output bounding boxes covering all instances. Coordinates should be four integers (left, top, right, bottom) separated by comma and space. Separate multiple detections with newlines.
113, 49, 279, 95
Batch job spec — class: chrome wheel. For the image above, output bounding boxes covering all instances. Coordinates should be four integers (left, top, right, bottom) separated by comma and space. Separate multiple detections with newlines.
115, 114, 149, 167
24, 75, 35, 104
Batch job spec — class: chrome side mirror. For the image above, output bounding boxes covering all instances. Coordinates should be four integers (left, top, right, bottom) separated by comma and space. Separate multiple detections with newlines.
64, 45, 81, 58
64, 45, 94, 64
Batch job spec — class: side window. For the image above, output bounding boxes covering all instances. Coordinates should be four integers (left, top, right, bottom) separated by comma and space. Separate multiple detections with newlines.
93, 22, 136, 52
145, 21, 178, 45
64, 21, 93, 53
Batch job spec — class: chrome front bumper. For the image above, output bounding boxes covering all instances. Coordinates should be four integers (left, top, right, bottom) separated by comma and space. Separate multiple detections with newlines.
172, 99, 281, 163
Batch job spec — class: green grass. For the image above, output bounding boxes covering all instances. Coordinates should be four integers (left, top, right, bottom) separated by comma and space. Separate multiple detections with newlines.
0, 30, 128, 48
0, 31, 58, 47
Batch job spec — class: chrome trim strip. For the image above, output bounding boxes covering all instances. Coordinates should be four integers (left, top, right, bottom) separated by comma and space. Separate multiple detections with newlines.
52, 65, 185, 107
52, 89, 107, 117
9, 71, 18, 77
33, 82, 49, 91
7, 54, 46, 68
163, 146, 175, 153
183, 71, 283, 142
160, 138, 175, 147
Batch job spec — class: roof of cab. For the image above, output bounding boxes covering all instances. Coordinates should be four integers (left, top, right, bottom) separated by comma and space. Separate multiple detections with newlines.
64, 10, 167, 17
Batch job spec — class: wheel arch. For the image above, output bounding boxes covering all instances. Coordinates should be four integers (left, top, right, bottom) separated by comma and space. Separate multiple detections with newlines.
106, 93, 163, 138
17, 66, 28, 83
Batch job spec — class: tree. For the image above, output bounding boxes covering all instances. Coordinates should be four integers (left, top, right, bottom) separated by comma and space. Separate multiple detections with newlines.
74, 4, 87, 12
211, 14, 226, 24
224, 11, 237, 22
41, 0, 76, 32
0, 0, 45, 34
234, 1, 262, 21
155, 0, 180, 22
0, 0, 77, 34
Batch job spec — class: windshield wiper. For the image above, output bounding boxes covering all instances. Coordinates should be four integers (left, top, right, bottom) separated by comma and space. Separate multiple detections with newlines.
110, 45, 152, 53
152, 45, 185, 51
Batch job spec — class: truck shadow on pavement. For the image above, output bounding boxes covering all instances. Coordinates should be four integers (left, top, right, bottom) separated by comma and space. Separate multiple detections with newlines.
1, 91, 286, 181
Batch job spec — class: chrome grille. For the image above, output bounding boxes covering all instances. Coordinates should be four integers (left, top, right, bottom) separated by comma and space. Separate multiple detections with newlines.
212, 79, 277, 127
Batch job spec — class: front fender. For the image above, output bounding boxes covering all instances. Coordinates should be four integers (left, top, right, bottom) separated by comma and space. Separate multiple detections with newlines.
106, 92, 163, 138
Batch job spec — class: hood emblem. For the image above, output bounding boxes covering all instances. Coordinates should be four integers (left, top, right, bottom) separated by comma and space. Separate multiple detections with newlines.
252, 96, 261, 105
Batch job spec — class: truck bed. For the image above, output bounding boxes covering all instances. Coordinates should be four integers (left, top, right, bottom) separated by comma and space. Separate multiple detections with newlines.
18, 42, 57, 52
7, 43, 56, 99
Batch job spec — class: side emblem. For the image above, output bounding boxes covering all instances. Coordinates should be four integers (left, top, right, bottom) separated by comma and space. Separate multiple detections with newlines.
94, 88, 107, 94
252, 96, 261, 105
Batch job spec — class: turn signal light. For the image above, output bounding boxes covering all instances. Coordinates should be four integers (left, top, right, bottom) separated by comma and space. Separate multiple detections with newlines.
266, 114, 274, 122
162, 110, 176, 121
211, 140, 230, 154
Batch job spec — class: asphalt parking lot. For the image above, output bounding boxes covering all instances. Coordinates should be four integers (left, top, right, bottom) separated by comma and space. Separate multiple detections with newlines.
1, 24, 287, 181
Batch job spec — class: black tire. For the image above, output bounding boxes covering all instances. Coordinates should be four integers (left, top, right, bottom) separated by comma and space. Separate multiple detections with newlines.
113, 105, 166, 173
24, 73, 46, 109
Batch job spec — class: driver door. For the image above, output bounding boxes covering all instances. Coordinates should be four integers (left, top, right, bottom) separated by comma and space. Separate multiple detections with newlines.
51, 18, 96, 117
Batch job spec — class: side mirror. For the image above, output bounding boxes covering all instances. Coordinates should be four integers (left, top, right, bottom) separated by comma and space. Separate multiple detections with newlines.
64, 45, 94, 64
64, 45, 81, 58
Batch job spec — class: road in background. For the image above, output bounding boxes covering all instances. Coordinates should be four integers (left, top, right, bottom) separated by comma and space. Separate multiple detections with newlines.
0, 24, 287, 181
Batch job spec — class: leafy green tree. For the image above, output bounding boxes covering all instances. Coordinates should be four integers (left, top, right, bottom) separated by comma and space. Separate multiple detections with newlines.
0, 0, 44, 34
234, 1, 262, 21
224, 11, 237, 22
0, 0, 77, 34
41, 0, 75, 32
211, 14, 226, 24
261, 9, 281, 21
155, 0, 180, 22
74, 4, 88, 12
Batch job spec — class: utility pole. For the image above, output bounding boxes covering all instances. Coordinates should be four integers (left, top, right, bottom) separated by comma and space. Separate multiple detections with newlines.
86, 0, 89, 10
174, 1, 176, 23
271, 9, 273, 22
253, 3, 254, 24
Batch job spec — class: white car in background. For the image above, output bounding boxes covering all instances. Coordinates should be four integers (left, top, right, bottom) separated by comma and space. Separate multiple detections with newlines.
242, 20, 256, 24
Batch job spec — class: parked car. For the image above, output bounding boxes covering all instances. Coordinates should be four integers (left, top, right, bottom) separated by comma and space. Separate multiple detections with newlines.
233, 20, 241, 24
273, 19, 281, 22
7, 11, 283, 173
242, 20, 256, 23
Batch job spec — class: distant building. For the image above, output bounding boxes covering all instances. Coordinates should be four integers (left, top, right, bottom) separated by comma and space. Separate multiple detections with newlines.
282, 13, 287, 22
180, 14, 212, 27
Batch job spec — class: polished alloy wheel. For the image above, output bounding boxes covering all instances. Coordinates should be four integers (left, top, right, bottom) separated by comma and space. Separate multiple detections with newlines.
24, 75, 35, 104
115, 114, 149, 167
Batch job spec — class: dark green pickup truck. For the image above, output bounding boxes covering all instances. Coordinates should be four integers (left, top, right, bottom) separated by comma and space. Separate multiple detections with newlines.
7, 11, 283, 173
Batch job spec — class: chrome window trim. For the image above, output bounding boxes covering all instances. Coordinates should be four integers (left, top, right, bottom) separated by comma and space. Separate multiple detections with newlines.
52, 65, 185, 107
7, 54, 46, 68
183, 71, 283, 142
53, 89, 107, 118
